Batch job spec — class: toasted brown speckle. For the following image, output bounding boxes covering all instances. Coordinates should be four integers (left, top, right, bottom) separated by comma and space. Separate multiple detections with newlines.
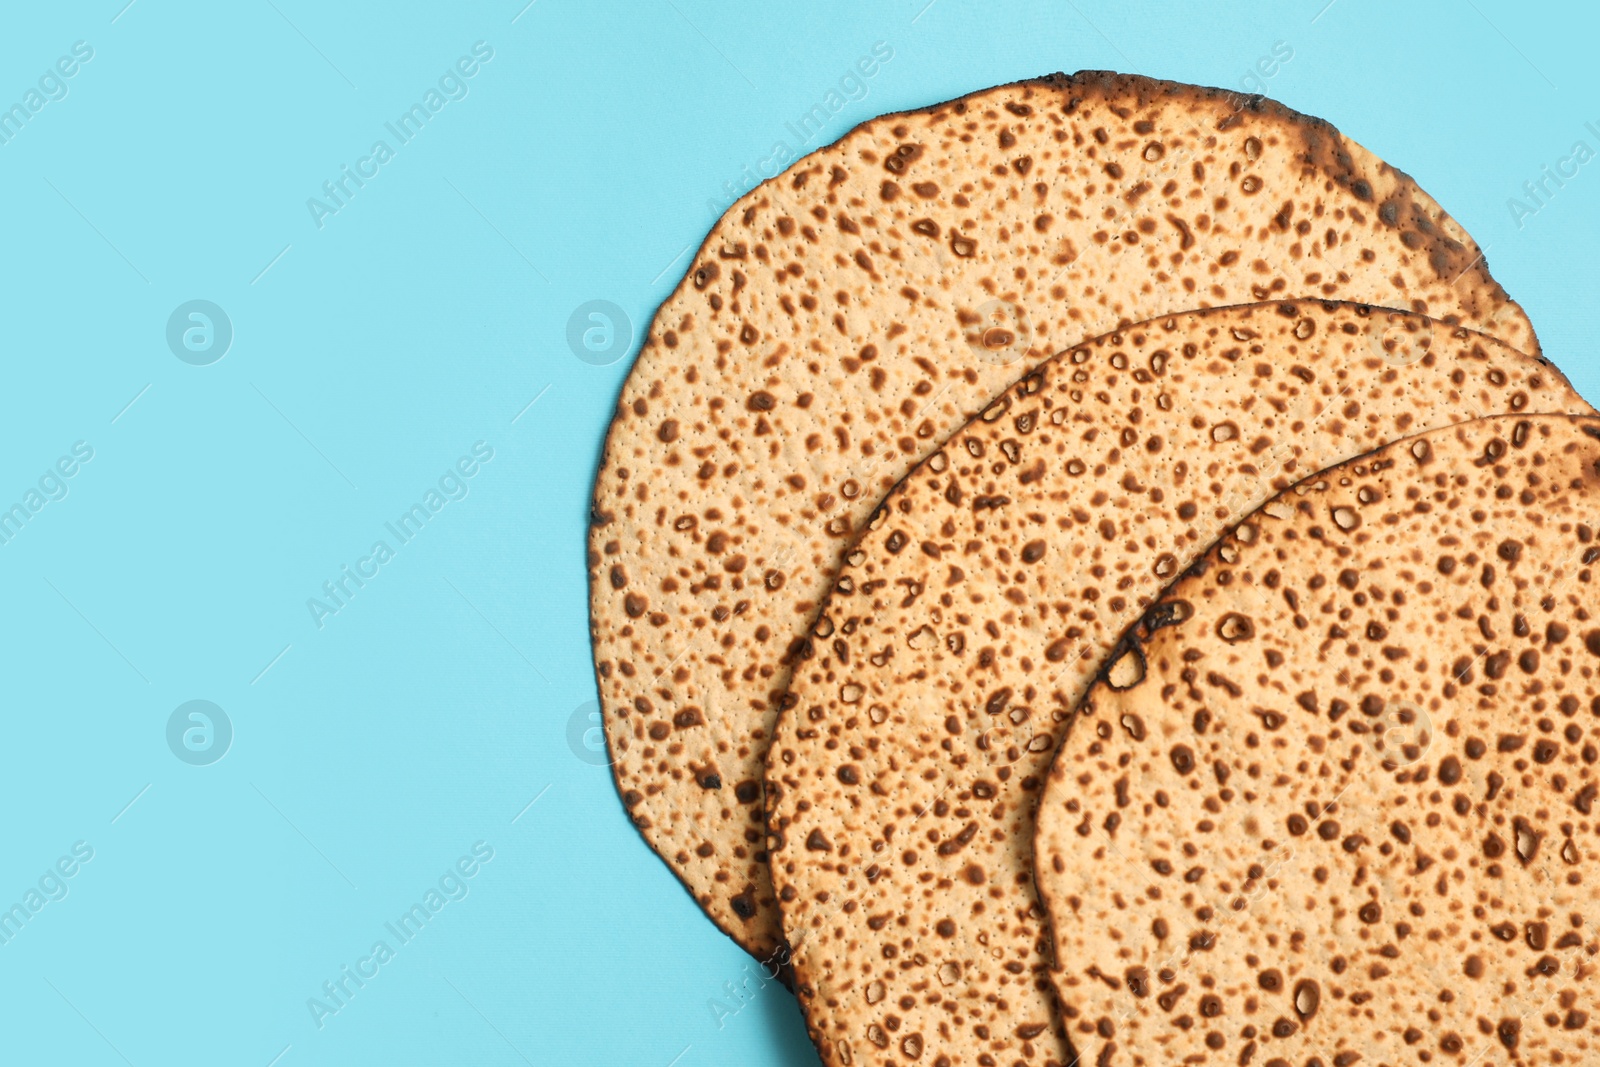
1037, 417, 1600, 1067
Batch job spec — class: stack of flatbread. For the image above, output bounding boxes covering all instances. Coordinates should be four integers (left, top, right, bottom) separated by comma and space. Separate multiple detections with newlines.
588, 71, 1598, 1066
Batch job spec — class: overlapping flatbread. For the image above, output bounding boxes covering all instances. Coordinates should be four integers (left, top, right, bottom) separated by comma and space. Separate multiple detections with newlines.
590, 71, 1536, 956
765, 305, 1584, 1065
1034, 415, 1600, 1067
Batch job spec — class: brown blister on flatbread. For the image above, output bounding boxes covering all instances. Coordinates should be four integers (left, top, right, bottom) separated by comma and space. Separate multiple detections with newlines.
1035, 415, 1600, 1067
589, 71, 1538, 957
765, 305, 1586, 1065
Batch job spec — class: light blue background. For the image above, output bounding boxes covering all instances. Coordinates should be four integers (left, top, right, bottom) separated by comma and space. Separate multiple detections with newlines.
0, 2, 1594, 1064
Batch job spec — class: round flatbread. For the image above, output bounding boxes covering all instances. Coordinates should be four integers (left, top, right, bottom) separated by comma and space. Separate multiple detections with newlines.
1034, 414, 1600, 1067
765, 305, 1586, 1065
589, 71, 1537, 957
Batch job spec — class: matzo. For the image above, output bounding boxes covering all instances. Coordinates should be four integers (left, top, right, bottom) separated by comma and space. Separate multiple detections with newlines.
766, 306, 1583, 1065
590, 72, 1536, 956
1035, 415, 1600, 1067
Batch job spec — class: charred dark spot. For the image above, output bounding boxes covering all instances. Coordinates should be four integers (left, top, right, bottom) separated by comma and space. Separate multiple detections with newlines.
884, 143, 923, 174
692, 262, 720, 290
1217, 613, 1255, 642
1170, 744, 1196, 775
1292, 979, 1319, 1020
1145, 600, 1192, 632
1126, 967, 1150, 997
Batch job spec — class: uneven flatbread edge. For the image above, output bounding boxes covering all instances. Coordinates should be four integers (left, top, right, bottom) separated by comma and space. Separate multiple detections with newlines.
764, 307, 1587, 1062
585, 68, 1538, 958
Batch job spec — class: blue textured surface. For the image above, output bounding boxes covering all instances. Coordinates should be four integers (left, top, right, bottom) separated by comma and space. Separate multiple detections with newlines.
0, 2, 1594, 1064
